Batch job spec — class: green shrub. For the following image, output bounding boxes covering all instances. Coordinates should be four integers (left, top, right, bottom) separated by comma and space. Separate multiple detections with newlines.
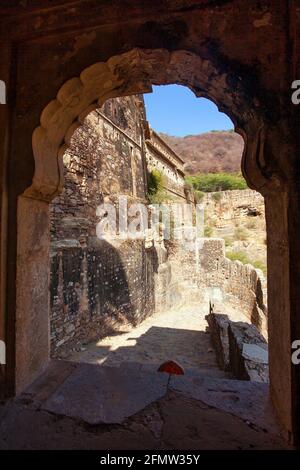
224, 236, 233, 247
148, 190, 175, 204
194, 190, 205, 203
185, 172, 248, 193
226, 251, 267, 275
212, 192, 222, 202
147, 169, 175, 203
204, 225, 213, 237
226, 250, 250, 264
147, 169, 164, 195
252, 260, 267, 275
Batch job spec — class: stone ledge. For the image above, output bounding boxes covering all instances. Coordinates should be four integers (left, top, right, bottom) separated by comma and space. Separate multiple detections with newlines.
206, 312, 269, 383
206, 312, 230, 371
228, 321, 268, 383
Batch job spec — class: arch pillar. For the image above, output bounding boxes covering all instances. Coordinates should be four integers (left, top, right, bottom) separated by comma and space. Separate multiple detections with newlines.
15, 196, 51, 393
241, 120, 300, 444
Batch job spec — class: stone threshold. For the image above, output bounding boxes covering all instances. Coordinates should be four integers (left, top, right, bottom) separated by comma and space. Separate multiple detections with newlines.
15, 359, 280, 436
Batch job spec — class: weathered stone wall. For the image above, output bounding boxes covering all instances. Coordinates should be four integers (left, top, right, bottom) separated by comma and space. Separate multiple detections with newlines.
206, 312, 269, 382
50, 239, 158, 354
203, 189, 265, 228
50, 95, 155, 357
2, 0, 299, 443
199, 239, 267, 335
49, 95, 187, 357
50, 95, 147, 236
146, 130, 186, 200
168, 236, 267, 335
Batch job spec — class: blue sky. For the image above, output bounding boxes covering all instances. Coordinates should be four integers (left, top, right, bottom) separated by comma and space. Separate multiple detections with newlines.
144, 84, 233, 137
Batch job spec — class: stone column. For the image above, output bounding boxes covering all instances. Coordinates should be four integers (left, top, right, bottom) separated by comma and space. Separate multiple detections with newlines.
242, 121, 300, 444
15, 196, 51, 394
285, 187, 300, 445
0, 42, 12, 397
265, 191, 292, 441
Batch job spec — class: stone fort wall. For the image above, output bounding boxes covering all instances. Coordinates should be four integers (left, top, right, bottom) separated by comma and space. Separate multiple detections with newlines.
203, 189, 265, 228
50, 96, 154, 356
168, 236, 267, 336
50, 94, 266, 357
145, 129, 187, 201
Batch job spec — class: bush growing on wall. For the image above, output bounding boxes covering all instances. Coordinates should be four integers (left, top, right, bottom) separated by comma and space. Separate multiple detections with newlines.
226, 250, 267, 275
185, 172, 248, 192
226, 250, 250, 264
212, 192, 222, 202
147, 169, 174, 204
148, 168, 164, 194
194, 190, 205, 203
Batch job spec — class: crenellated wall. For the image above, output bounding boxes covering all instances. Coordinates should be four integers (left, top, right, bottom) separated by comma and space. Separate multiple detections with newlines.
168, 236, 267, 336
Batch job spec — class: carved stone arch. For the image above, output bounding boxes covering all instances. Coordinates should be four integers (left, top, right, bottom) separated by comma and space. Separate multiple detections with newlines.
238, 123, 286, 196
24, 47, 275, 202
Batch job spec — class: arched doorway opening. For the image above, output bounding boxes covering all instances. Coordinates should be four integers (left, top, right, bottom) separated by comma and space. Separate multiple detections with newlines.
8, 47, 292, 443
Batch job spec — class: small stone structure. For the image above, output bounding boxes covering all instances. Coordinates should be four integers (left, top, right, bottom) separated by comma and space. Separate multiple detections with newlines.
228, 321, 268, 383
205, 313, 230, 371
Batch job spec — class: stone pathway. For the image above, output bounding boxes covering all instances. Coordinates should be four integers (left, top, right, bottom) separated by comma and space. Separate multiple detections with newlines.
69, 304, 228, 375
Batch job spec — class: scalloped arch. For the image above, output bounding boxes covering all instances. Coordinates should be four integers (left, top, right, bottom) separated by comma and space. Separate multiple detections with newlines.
24, 47, 269, 201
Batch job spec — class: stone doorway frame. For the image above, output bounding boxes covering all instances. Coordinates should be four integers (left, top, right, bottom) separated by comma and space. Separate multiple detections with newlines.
9, 47, 294, 443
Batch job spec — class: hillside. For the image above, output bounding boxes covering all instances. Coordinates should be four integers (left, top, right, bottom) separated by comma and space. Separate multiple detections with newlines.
160, 130, 244, 174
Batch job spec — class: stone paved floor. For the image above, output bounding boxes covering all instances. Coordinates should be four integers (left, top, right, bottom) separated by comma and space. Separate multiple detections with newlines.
0, 304, 288, 450
69, 303, 242, 375
0, 373, 289, 450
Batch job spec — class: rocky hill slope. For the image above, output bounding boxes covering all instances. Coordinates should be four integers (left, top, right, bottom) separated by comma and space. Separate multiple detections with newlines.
160, 131, 244, 174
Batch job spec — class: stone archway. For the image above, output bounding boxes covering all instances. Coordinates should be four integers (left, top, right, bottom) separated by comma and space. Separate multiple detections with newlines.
14, 47, 292, 442
24, 48, 277, 202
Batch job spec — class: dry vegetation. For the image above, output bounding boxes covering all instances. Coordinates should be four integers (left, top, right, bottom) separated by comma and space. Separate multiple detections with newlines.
160, 130, 244, 174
